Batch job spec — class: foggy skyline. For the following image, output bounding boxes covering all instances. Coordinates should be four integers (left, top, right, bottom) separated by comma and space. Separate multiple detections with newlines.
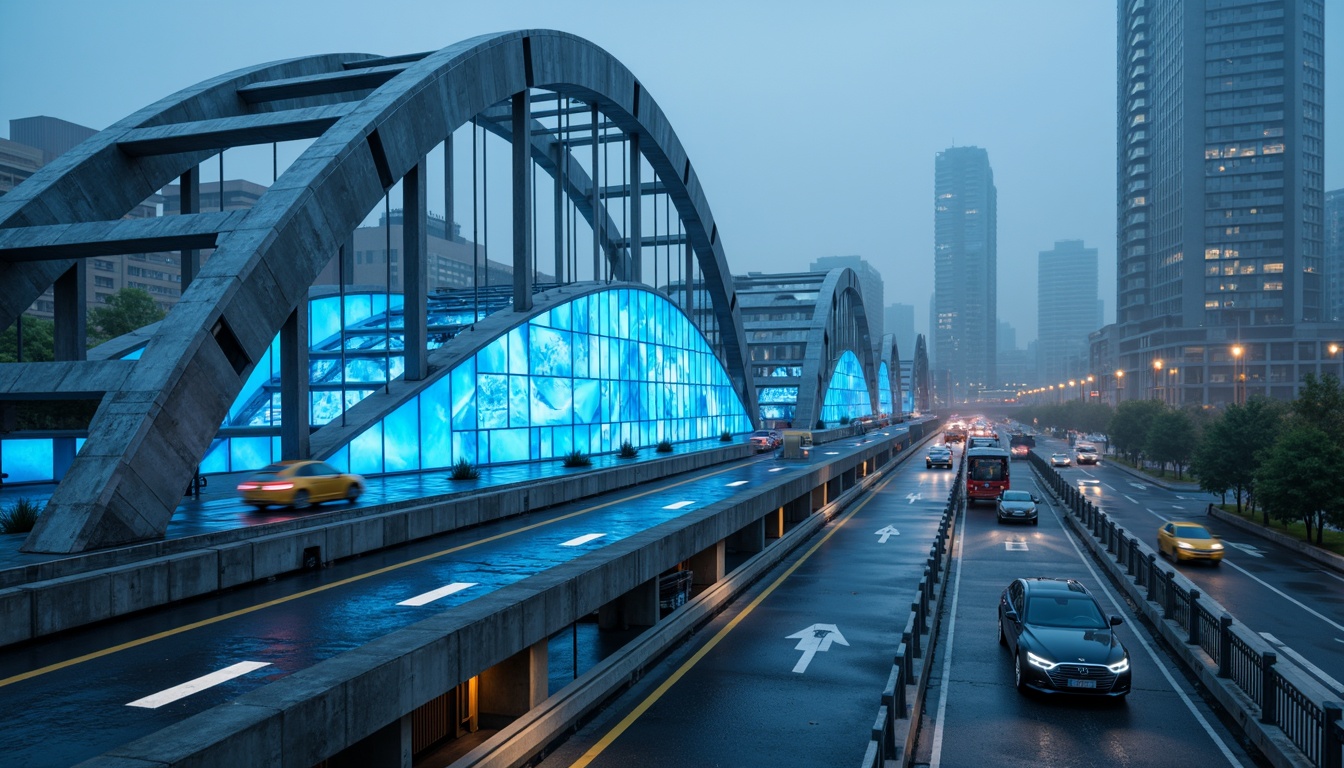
2, 1, 1340, 347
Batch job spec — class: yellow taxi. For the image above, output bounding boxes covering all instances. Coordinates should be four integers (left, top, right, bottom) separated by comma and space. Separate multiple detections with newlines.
237, 460, 364, 510
1157, 521, 1224, 565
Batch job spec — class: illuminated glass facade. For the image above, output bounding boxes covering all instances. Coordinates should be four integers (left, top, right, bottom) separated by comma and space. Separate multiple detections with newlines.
878, 362, 893, 415
820, 350, 872, 424
320, 287, 750, 474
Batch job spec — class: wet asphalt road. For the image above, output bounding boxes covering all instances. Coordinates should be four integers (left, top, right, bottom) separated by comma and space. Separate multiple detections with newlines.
0, 430, 905, 768
537, 445, 957, 767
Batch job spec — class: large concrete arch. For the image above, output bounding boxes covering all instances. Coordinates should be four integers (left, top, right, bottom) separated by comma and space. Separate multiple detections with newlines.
912, 333, 932, 413
2, 31, 755, 553
796, 269, 879, 427
879, 333, 902, 419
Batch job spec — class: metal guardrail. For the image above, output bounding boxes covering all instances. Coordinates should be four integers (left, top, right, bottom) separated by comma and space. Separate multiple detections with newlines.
859, 458, 965, 767
1029, 451, 1344, 768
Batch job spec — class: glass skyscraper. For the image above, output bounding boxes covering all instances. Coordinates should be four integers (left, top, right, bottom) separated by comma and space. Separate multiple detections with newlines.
1038, 240, 1099, 385
1116, 0, 1329, 405
934, 146, 997, 403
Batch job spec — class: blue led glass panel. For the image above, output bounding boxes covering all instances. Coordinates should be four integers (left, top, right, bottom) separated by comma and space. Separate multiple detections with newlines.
1, 438, 53, 483
229, 436, 272, 472
332, 287, 750, 474
200, 439, 228, 474
821, 350, 872, 425
879, 362, 893, 415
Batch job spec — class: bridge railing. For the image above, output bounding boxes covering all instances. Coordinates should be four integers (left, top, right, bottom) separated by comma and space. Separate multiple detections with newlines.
1028, 452, 1344, 768
859, 456, 964, 767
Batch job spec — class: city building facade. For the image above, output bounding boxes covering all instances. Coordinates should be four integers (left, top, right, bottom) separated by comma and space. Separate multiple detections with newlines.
885, 302, 915, 356
1037, 239, 1099, 384
1327, 188, 1343, 321
1116, 0, 1331, 406
933, 146, 997, 404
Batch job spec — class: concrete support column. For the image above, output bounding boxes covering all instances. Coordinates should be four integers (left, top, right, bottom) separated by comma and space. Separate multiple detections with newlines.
329, 713, 411, 768
689, 540, 725, 588
179, 167, 200, 291
729, 518, 765, 554
479, 641, 547, 721
280, 307, 309, 460
511, 91, 533, 313
627, 131, 641, 282
53, 261, 86, 361
339, 233, 355, 285
402, 160, 428, 381
598, 577, 659, 630
785, 496, 810, 523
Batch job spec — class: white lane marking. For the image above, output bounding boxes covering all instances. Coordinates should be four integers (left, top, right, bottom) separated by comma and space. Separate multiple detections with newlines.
824, 451, 840, 456
127, 661, 270, 709
1176, 495, 1188, 500
1145, 508, 1170, 522
1259, 633, 1344, 695
560, 533, 607, 547
1080, 470, 1096, 478
1225, 561, 1344, 633
726, 480, 749, 487
1004, 541, 1028, 551
1124, 495, 1139, 504
1047, 489, 1246, 766
1225, 542, 1264, 558
786, 623, 849, 673
1172, 505, 1186, 511
661, 501, 694, 510
1102, 482, 1116, 491
1129, 482, 1149, 490
928, 498, 965, 768
1319, 570, 1344, 585
398, 582, 478, 607
769, 468, 785, 473
875, 525, 900, 543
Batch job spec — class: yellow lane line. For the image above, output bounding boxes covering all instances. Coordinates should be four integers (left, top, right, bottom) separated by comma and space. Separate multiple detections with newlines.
571, 468, 903, 766
0, 460, 752, 689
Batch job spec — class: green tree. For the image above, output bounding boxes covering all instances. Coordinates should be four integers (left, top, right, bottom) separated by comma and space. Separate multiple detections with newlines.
1196, 398, 1284, 518
1291, 373, 1344, 443
1254, 424, 1344, 544
1144, 409, 1198, 479
1107, 399, 1165, 464
0, 316, 56, 363
88, 287, 165, 345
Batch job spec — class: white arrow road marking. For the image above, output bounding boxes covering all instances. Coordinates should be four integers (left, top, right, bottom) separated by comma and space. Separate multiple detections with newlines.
398, 582, 478, 607
907, 492, 923, 504
1124, 495, 1139, 504
875, 525, 901, 543
1129, 482, 1149, 490
560, 533, 606, 547
128, 661, 270, 709
1225, 542, 1264, 558
1145, 508, 1169, 522
1005, 541, 1028, 551
662, 501, 694, 510
786, 624, 849, 673
1225, 561, 1344, 633
726, 480, 749, 487
1260, 633, 1344, 695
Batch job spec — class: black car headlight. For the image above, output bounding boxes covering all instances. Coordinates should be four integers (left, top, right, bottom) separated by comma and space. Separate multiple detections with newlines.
1107, 656, 1130, 674
1027, 651, 1058, 671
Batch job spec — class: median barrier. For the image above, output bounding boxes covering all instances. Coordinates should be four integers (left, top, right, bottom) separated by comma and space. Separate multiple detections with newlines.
1028, 452, 1342, 768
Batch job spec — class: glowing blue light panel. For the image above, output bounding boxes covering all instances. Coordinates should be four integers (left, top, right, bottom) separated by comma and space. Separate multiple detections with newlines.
821, 350, 871, 425
879, 362, 893, 415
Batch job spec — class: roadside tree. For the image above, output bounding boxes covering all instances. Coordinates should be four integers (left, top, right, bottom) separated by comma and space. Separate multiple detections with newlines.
1144, 409, 1197, 479
1254, 424, 1344, 545
1107, 399, 1165, 465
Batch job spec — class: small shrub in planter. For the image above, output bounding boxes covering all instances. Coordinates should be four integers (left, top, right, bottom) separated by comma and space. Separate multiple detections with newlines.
720, 430, 733, 442
656, 440, 674, 453
0, 497, 40, 534
840, 415, 852, 425
450, 458, 479, 480
619, 440, 639, 458
815, 419, 826, 430
562, 450, 593, 467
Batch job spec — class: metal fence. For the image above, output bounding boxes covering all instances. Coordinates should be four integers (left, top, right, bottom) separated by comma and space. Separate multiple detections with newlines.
1028, 452, 1344, 768
860, 457, 964, 767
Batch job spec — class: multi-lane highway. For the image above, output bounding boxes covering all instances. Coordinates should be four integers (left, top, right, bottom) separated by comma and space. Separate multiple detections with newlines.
915, 447, 1264, 767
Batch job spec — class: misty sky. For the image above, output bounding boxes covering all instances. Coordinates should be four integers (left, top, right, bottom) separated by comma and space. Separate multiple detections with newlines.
2, 1, 1341, 347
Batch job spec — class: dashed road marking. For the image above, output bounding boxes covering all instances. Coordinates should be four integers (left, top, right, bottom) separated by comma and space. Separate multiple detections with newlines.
127, 661, 270, 709
560, 533, 607, 546
398, 582, 477, 607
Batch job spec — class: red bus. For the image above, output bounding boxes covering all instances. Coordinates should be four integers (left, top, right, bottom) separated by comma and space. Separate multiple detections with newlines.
966, 446, 1010, 503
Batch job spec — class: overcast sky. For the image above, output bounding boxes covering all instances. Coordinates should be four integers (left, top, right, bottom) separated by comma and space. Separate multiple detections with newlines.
2, 1, 1340, 347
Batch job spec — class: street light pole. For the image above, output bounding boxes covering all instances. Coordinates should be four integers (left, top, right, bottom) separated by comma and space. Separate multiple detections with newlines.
1114, 369, 1125, 406
1231, 344, 1244, 406
1152, 358, 1163, 403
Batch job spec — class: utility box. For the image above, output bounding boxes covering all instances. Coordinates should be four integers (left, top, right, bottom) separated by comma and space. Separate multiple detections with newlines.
781, 430, 813, 459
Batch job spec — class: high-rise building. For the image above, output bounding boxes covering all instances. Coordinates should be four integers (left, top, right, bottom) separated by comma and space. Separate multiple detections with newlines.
997, 320, 1017, 354
885, 302, 915, 354
1116, 0, 1329, 406
933, 146, 996, 403
810, 255, 884, 343
1038, 239, 1099, 384
1327, 188, 1344, 321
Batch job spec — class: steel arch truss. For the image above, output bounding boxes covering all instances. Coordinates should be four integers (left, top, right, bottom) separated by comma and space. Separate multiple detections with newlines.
1, 30, 755, 553
879, 333, 902, 419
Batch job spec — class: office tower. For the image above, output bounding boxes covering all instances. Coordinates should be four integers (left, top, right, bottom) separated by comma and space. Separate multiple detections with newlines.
1327, 189, 1343, 321
1116, 0, 1327, 405
1038, 239, 1099, 384
933, 146, 997, 403
886, 302, 915, 354
810, 255, 884, 343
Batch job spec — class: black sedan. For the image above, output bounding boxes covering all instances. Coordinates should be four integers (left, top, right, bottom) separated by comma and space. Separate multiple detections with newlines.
995, 490, 1040, 525
997, 577, 1131, 698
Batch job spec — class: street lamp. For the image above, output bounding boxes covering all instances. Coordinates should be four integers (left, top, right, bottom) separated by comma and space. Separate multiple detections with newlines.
1114, 369, 1125, 406
1168, 367, 1178, 407
1329, 343, 1341, 383
1152, 358, 1163, 402
1231, 344, 1244, 405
